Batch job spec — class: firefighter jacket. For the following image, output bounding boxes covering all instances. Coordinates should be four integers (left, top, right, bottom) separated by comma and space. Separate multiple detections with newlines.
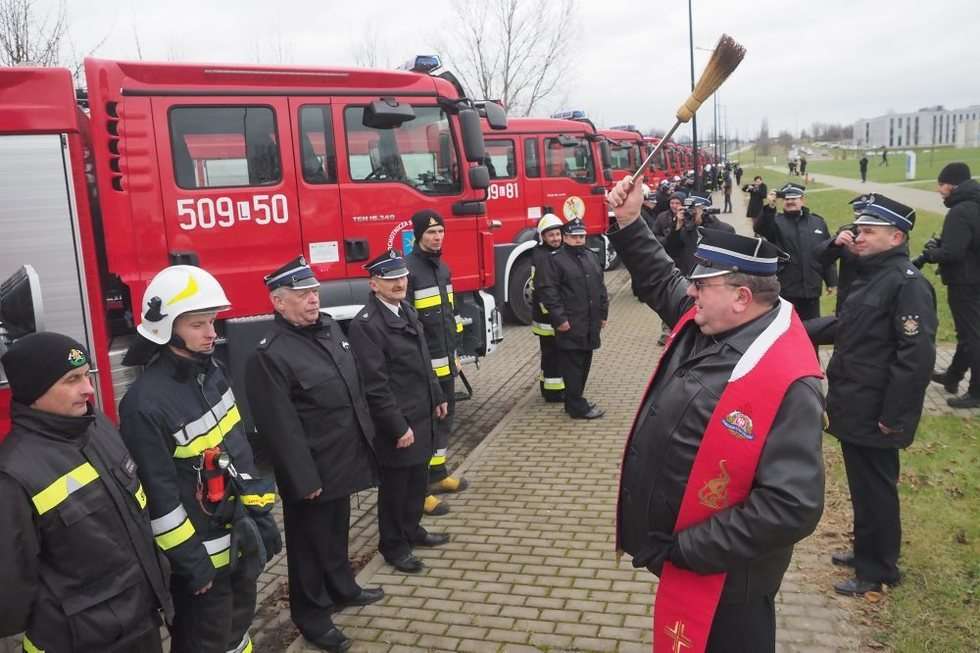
119, 349, 278, 593
0, 402, 173, 652
530, 242, 561, 337
807, 246, 937, 448
406, 248, 459, 379
754, 206, 838, 299
535, 244, 609, 351
609, 217, 825, 603
348, 294, 445, 468
245, 314, 378, 503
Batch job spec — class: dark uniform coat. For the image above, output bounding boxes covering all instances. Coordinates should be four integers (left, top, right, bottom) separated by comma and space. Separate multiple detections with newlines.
244, 314, 378, 502
535, 245, 609, 351
0, 403, 173, 652
754, 205, 837, 299
531, 241, 561, 331
609, 218, 825, 603
406, 248, 459, 378
808, 247, 937, 448
741, 182, 767, 218
347, 294, 445, 468
928, 179, 980, 285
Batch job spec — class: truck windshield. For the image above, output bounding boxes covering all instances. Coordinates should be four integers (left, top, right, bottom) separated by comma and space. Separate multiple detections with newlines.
344, 106, 460, 195
543, 136, 595, 183
608, 142, 638, 171
648, 145, 666, 171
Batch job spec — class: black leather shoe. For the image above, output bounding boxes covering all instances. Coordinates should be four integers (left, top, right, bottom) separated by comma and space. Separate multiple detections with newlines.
305, 626, 352, 652
571, 406, 605, 419
390, 554, 425, 573
831, 550, 855, 567
931, 371, 960, 394
947, 393, 980, 409
834, 577, 881, 597
414, 532, 450, 547
336, 586, 384, 608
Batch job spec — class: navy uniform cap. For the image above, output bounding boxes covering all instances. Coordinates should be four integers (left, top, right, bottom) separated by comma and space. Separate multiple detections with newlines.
563, 217, 587, 235
690, 229, 786, 280
849, 193, 916, 232
364, 249, 409, 279
264, 256, 320, 290
777, 182, 806, 199
684, 194, 712, 208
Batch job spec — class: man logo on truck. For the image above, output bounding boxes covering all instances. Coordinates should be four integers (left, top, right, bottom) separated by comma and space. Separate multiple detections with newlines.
563, 195, 586, 221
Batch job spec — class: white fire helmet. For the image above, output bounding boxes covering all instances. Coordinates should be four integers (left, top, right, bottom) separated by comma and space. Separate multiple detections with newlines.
537, 213, 564, 237
642, 184, 652, 200
137, 265, 231, 345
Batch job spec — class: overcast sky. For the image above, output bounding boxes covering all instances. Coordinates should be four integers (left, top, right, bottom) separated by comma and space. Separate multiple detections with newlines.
50, 0, 980, 141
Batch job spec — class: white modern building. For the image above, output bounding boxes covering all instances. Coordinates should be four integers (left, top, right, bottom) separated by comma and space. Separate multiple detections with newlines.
853, 105, 980, 149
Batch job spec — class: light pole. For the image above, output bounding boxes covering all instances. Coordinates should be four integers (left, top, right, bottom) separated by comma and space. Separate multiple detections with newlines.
688, 0, 699, 192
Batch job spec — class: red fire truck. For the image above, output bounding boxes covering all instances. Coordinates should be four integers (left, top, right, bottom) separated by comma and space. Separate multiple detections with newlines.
0, 56, 506, 433
480, 116, 614, 323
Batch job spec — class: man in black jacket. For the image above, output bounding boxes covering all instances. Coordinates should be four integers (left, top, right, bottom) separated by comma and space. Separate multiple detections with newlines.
245, 257, 381, 653
741, 175, 767, 219
0, 332, 173, 653
663, 195, 736, 277
754, 183, 837, 320
536, 217, 609, 419
405, 210, 468, 517
120, 265, 281, 653
806, 195, 937, 597
348, 250, 450, 574
922, 163, 980, 408
859, 156, 869, 183
606, 176, 825, 652
531, 213, 566, 401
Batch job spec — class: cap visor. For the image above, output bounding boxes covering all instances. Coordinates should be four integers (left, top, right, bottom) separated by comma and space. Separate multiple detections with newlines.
291, 278, 321, 289
688, 264, 733, 280
378, 269, 410, 279
852, 215, 894, 227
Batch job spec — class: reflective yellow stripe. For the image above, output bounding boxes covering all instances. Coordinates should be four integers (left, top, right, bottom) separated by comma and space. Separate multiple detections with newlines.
433, 365, 451, 377
429, 453, 447, 466
210, 549, 231, 568
542, 377, 566, 390
531, 321, 555, 336
447, 292, 454, 306
241, 493, 276, 508
155, 518, 196, 551
414, 295, 442, 309
539, 302, 549, 315
456, 320, 464, 333
32, 462, 100, 515
135, 483, 148, 510
23, 635, 43, 653
204, 535, 232, 568
173, 405, 241, 459
243, 637, 253, 653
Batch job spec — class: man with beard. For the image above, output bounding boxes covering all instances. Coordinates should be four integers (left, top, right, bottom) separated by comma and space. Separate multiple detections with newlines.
405, 210, 469, 517
754, 183, 837, 320
535, 217, 609, 419
806, 195, 936, 597
530, 213, 566, 401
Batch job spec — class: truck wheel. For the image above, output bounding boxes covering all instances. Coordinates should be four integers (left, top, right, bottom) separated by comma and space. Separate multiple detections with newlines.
506, 256, 533, 325
605, 241, 622, 270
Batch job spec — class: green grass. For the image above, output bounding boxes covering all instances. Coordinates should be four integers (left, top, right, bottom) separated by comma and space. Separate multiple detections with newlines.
803, 190, 954, 341
738, 165, 830, 191
900, 177, 979, 192
824, 416, 980, 651
807, 146, 980, 184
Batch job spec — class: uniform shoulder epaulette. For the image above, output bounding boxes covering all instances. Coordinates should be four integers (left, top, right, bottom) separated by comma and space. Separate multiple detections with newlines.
256, 331, 278, 350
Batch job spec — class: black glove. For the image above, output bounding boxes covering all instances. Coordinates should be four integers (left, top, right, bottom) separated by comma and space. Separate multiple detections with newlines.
256, 513, 283, 559
631, 532, 680, 576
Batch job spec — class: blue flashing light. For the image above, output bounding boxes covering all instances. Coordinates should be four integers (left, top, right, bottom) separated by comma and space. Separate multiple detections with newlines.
610, 124, 638, 131
399, 55, 442, 74
551, 110, 587, 120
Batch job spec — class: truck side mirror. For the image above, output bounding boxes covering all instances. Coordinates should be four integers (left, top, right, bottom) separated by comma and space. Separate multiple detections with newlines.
482, 101, 508, 130
363, 98, 416, 129
469, 165, 490, 190
0, 264, 44, 346
459, 109, 485, 163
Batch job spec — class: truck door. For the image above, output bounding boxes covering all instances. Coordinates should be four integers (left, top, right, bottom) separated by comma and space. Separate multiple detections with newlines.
483, 137, 524, 242
540, 134, 604, 232
521, 136, 545, 226
151, 98, 302, 316
288, 100, 346, 282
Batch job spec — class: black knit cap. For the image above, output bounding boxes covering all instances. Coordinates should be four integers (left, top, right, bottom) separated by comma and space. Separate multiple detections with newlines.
1, 332, 90, 405
938, 162, 971, 186
411, 210, 445, 243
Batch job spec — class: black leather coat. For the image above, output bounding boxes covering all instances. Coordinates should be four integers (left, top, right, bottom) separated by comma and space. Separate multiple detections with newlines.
610, 218, 825, 604
535, 244, 609, 351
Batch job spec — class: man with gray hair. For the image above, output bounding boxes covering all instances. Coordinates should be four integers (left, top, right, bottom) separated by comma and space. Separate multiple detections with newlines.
245, 256, 381, 653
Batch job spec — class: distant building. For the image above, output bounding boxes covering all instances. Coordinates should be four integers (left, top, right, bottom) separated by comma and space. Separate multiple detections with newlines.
853, 105, 980, 149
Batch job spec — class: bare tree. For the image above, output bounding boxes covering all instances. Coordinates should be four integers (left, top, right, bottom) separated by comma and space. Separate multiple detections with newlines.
353, 23, 391, 69
251, 29, 293, 65
0, 0, 67, 66
437, 0, 577, 116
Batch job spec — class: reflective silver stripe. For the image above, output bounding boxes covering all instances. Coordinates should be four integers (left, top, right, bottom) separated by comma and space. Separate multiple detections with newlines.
151, 504, 189, 535
203, 534, 231, 554
433, 448, 447, 457
226, 632, 251, 653
430, 356, 450, 369
531, 321, 555, 336
413, 286, 440, 300
445, 284, 453, 294
171, 388, 235, 444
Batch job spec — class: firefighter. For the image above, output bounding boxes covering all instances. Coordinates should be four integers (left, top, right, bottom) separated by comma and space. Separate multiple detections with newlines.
118, 265, 280, 653
0, 332, 173, 653
245, 256, 381, 653
405, 210, 468, 517
531, 213, 566, 401
535, 217, 609, 419
348, 250, 451, 573
754, 182, 838, 320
